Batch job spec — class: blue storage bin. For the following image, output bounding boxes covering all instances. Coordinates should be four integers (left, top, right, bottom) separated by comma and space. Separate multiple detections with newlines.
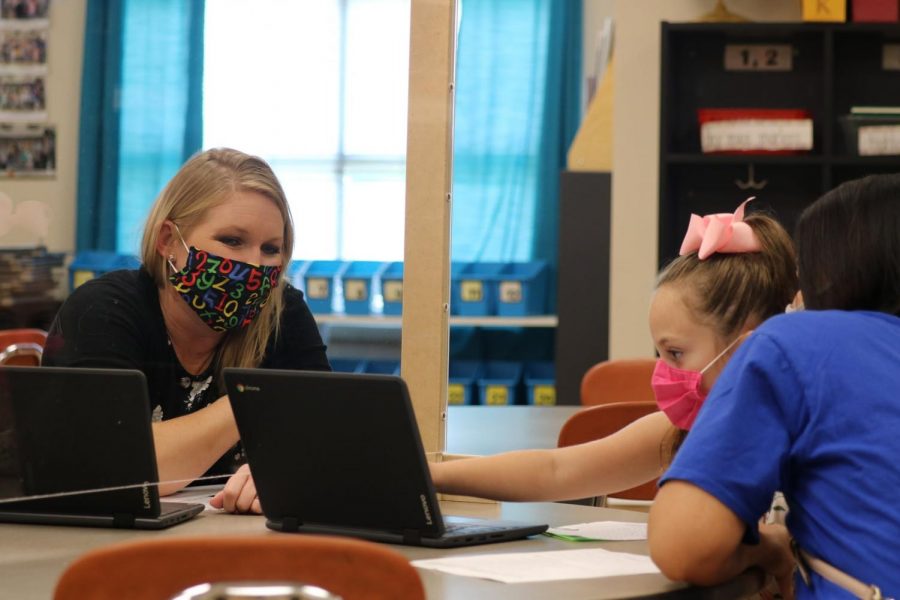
69, 251, 117, 290
116, 254, 141, 270
448, 360, 483, 405
496, 261, 549, 317
450, 262, 505, 316
287, 260, 309, 291
341, 261, 386, 315
380, 261, 404, 316
477, 361, 523, 406
524, 361, 556, 406
69, 251, 139, 291
361, 359, 401, 376
330, 358, 366, 373
448, 262, 466, 313
302, 260, 347, 314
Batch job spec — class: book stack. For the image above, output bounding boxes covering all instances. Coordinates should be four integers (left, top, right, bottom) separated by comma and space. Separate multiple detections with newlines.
0, 246, 65, 308
840, 107, 900, 156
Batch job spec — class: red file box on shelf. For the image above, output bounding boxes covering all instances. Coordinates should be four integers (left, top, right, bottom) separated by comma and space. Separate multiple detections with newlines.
697, 108, 814, 155
852, 0, 898, 21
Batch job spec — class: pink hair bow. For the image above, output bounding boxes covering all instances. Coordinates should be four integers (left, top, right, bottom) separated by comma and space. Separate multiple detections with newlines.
679, 198, 762, 260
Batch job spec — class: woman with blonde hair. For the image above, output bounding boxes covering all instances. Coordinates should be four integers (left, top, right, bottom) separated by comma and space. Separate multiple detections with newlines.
44, 148, 330, 498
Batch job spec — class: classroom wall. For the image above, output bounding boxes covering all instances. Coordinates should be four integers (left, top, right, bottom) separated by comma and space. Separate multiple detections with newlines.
609, 0, 801, 358
1, 0, 86, 252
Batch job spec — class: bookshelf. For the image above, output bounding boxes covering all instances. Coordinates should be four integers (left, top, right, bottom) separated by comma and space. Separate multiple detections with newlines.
659, 22, 900, 265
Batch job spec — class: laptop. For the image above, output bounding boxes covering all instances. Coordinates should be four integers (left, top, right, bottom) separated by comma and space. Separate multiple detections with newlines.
224, 368, 549, 548
0, 366, 204, 529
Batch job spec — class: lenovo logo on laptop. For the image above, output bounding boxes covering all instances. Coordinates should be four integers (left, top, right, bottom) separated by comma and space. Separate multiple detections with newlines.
141, 482, 151, 510
420, 494, 433, 525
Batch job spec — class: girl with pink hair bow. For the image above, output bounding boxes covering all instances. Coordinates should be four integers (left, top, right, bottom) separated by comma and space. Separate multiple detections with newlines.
651, 175, 900, 600
426, 198, 796, 501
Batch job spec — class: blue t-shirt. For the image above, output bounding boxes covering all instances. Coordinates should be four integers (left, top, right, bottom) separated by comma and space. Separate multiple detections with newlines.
661, 310, 900, 599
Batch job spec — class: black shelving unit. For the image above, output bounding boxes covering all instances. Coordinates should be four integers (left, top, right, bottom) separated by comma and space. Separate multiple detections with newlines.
659, 22, 900, 266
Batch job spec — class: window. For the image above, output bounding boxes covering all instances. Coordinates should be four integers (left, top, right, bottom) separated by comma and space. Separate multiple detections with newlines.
203, 0, 410, 261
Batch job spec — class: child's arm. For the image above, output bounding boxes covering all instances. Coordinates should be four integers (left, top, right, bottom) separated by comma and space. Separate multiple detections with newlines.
430, 411, 671, 502
648, 481, 794, 594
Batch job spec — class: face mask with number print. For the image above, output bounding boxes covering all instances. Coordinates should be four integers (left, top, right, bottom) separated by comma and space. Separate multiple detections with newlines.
167, 226, 281, 332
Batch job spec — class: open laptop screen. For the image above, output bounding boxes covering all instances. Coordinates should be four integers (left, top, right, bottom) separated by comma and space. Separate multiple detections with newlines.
225, 368, 548, 547
0, 366, 162, 516
225, 369, 446, 536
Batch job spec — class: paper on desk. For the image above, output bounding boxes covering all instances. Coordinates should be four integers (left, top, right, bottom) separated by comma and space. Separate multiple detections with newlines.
167, 485, 221, 511
545, 521, 647, 542
411, 547, 659, 583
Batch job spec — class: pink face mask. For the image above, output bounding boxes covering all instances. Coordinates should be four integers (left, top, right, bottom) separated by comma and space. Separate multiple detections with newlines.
651, 335, 746, 430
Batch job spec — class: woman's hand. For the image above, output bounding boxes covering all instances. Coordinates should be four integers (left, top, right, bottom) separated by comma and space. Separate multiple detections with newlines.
210, 464, 262, 514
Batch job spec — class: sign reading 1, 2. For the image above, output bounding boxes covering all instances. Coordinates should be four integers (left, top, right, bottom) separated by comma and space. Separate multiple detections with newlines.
724, 44, 793, 72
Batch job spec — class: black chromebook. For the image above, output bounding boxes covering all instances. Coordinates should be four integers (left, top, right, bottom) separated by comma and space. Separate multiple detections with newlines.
224, 368, 548, 548
0, 366, 203, 529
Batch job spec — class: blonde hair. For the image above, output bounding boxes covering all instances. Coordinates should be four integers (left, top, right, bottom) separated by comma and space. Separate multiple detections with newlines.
655, 213, 798, 464
140, 148, 295, 375
657, 214, 797, 338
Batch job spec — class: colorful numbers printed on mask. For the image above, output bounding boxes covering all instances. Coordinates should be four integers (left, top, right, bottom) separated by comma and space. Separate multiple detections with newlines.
169, 246, 281, 332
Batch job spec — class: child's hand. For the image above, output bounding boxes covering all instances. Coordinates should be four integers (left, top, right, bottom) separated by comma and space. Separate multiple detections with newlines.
210, 464, 262, 514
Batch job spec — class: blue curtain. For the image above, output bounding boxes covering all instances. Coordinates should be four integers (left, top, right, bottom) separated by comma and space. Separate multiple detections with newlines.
76, 0, 204, 254
75, 0, 123, 252
451, 0, 582, 270
449, 0, 581, 363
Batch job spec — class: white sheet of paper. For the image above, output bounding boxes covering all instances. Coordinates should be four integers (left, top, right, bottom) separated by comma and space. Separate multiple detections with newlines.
411, 547, 660, 583
167, 485, 221, 511
546, 520, 648, 541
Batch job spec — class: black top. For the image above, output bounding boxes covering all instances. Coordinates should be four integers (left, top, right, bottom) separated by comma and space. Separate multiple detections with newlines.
43, 268, 330, 476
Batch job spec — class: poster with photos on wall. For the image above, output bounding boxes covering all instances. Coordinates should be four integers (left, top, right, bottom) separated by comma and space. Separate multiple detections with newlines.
0, 0, 52, 178
0, 123, 54, 172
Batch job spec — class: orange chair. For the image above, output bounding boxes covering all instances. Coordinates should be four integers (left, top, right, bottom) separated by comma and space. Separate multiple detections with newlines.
580, 358, 656, 406
54, 535, 425, 600
0, 328, 48, 366
557, 400, 661, 503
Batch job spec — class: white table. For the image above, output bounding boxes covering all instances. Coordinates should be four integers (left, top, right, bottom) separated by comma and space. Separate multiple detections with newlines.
446, 405, 581, 455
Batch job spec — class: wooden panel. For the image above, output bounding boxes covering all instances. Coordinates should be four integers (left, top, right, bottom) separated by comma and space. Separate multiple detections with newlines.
401, 0, 457, 453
